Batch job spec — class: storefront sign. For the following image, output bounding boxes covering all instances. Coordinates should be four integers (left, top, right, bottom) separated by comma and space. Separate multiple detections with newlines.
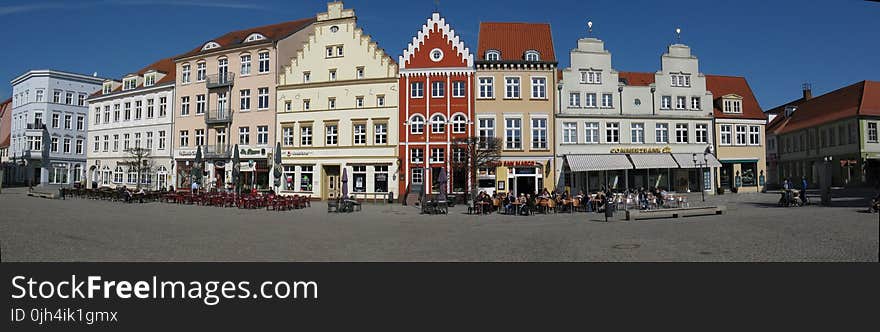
610, 146, 671, 154
239, 148, 266, 158
839, 160, 858, 167
286, 151, 313, 157
490, 160, 537, 167
179, 150, 197, 156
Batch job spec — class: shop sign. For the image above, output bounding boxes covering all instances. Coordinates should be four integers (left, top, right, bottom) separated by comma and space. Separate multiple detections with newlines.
240, 148, 266, 157
286, 151, 313, 157
839, 160, 858, 167
610, 146, 671, 154
490, 160, 537, 167
179, 150, 197, 156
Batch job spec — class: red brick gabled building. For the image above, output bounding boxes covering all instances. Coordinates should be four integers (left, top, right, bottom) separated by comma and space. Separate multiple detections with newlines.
398, 12, 475, 201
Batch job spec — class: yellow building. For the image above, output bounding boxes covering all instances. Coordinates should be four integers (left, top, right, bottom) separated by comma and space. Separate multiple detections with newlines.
474, 22, 557, 195
276, 2, 399, 200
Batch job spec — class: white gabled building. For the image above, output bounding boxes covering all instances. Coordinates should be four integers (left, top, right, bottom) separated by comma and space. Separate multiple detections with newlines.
86, 58, 176, 190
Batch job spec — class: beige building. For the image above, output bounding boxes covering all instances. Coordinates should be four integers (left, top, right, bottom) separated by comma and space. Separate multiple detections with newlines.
172, 18, 315, 190
276, 2, 399, 200
474, 22, 557, 195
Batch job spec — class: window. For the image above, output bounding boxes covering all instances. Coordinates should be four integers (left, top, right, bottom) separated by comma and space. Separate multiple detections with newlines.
723, 99, 742, 113
431, 81, 445, 98
336, 45, 344, 57
478, 77, 494, 98
159, 97, 168, 118
569, 93, 581, 107
77, 115, 84, 131
195, 95, 205, 115
329, 69, 337, 81
302, 71, 310, 83
282, 127, 294, 146
128, 167, 137, 184
531, 77, 546, 99
135, 100, 143, 119
532, 118, 547, 149
349, 165, 367, 193
411, 148, 424, 164
749, 126, 761, 145
237, 89, 250, 111
410, 115, 425, 134
452, 81, 465, 98
195, 129, 205, 146
326, 46, 334, 58
735, 125, 747, 145
240, 54, 251, 75
356, 67, 364, 79
601, 93, 613, 108
578, 122, 597, 144
257, 126, 268, 145
114, 166, 124, 184
719, 125, 731, 145
94, 136, 100, 152
158, 131, 166, 150
78, 93, 86, 106
605, 122, 619, 143
328, 97, 336, 109
355, 96, 364, 108
631, 123, 645, 144
239, 127, 250, 145
431, 148, 445, 163
258, 51, 270, 73
505, 77, 520, 99
352, 124, 367, 145
411, 168, 424, 184
580, 70, 602, 84
124, 78, 137, 91
431, 114, 446, 134
869, 122, 878, 142
411, 82, 424, 98
64, 114, 72, 129
452, 114, 466, 133
52, 113, 60, 128
76, 139, 84, 154
691, 97, 701, 110
478, 118, 495, 144
661, 96, 672, 109
585, 93, 597, 108
374, 165, 389, 192
671, 73, 691, 87
51, 137, 59, 152
374, 123, 388, 144
695, 123, 708, 144
196, 62, 206, 81
182, 64, 191, 83
656, 123, 669, 143
36, 89, 44, 102
303, 99, 311, 111
123, 133, 130, 150
145, 74, 156, 87
676, 124, 689, 143
505, 118, 522, 149
325, 124, 338, 145
258, 88, 269, 109
145, 132, 153, 149
63, 138, 71, 153
377, 95, 385, 107
300, 125, 312, 146
525, 51, 540, 61
104, 106, 111, 123
180, 96, 190, 116
675, 96, 687, 110
485, 50, 500, 61
563, 122, 577, 144
53, 90, 62, 103
103, 135, 109, 151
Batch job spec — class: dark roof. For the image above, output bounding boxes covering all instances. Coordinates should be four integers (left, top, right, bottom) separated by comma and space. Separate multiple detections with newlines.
705, 75, 765, 120
90, 57, 177, 98
767, 80, 880, 135
176, 17, 316, 60
477, 22, 556, 62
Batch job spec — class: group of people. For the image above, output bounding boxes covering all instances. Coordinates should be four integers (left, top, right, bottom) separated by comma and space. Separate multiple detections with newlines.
780, 176, 809, 207
473, 186, 628, 215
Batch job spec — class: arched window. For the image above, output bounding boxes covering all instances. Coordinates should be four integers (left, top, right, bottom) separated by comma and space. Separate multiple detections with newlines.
431, 114, 446, 134
524, 50, 540, 62
486, 50, 501, 61
201, 41, 220, 51
410, 115, 425, 134
244, 33, 266, 42
451, 114, 467, 133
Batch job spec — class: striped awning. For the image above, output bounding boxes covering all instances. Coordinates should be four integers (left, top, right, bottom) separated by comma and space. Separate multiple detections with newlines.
628, 154, 680, 169
565, 154, 633, 172
672, 153, 722, 168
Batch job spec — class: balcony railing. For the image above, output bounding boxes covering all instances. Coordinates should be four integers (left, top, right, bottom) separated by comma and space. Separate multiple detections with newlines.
202, 144, 232, 159
205, 108, 234, 125
205, 73, 235, 89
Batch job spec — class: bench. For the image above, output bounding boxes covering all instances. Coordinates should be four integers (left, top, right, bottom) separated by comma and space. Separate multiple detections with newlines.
626, 206, 726, 221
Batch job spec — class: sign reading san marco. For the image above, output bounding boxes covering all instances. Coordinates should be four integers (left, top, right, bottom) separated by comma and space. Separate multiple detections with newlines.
609, 146, 672, 154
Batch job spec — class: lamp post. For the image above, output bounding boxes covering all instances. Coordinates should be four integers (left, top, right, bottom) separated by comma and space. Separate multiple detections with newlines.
692, 152, 707, 202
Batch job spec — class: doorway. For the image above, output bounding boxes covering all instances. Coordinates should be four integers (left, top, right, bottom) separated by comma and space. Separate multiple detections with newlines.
515, 176, 536, 196
323, 165, 341, 199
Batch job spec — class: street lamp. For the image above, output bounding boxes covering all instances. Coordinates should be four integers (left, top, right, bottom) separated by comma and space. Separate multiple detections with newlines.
693, 152, 707, 202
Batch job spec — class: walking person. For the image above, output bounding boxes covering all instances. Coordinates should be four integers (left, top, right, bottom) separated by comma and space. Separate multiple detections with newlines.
800, 176, 809, 205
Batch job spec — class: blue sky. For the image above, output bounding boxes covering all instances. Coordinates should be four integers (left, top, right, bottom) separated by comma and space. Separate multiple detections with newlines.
2, 0, 878, 109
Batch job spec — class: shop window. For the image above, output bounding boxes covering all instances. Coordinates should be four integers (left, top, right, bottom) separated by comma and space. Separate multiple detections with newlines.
352, 165, 367, 192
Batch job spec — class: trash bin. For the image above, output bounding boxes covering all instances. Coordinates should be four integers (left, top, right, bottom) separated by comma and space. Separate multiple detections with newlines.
604, 202, 614, 221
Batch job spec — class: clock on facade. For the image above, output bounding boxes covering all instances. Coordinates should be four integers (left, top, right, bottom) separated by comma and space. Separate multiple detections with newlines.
430, 48, 444, 62
330, 25, 339, 33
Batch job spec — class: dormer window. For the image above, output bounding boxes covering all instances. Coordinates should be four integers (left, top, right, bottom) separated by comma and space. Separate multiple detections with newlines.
102, 82, 113, 94
524, 50, 540, 62
671, 73, 691, 87
123, 77, 138, 91
144, 72, 156, 87
244, 33, 266, 42
485, 50, 500, 61
580, 69, 602, 84
201, 41, 220, 51
722, 94, 743, 113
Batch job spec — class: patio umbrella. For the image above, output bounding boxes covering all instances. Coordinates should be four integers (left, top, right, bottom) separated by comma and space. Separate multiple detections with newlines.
40, 124, 51, 186
192, 145, 203, 188
341, 167, 349, 199
232, 144, 240, 194
437, 167, 448, 201
273, 142, 282, 190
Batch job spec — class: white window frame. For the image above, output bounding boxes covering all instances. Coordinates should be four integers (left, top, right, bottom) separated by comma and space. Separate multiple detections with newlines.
562, 122, 577, 144
504, 117, 522, 150
675, 123, 689, 144
631, 123, 645, 144
478, 77, 494, 99
531, 77, 547, 99
410, 115, 425, 134
695, 123, 708, 144
656, 123, 669, 144
720, 125, 732, 146
605, 122, 620, 143
504, 77, 521, 99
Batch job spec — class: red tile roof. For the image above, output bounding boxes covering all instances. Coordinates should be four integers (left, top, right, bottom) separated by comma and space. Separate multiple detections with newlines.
176, 17, 315, 60
618, 72, 655, 86
705, 75, 765, 120
90, 57, 177, 98
477, 22, 556, 62
768, 80, 880, 135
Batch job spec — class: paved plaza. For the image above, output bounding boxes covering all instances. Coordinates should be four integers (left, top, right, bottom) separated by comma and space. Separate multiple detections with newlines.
0, 187, 877, 262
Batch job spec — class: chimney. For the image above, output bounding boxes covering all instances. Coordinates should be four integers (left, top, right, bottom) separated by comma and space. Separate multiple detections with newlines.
802, 83, 812, 100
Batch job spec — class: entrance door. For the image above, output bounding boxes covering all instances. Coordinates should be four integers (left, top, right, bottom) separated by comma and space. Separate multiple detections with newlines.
215, 166, 225, 188
516, 176, 536, 196
324, 166, 341, 199
720, 164, 733, 189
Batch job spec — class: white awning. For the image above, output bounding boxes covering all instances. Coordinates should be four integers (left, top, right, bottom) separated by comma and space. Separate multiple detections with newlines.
628, 154, 680, 169
672, 153, 722, 168
566, 154, 633, 172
